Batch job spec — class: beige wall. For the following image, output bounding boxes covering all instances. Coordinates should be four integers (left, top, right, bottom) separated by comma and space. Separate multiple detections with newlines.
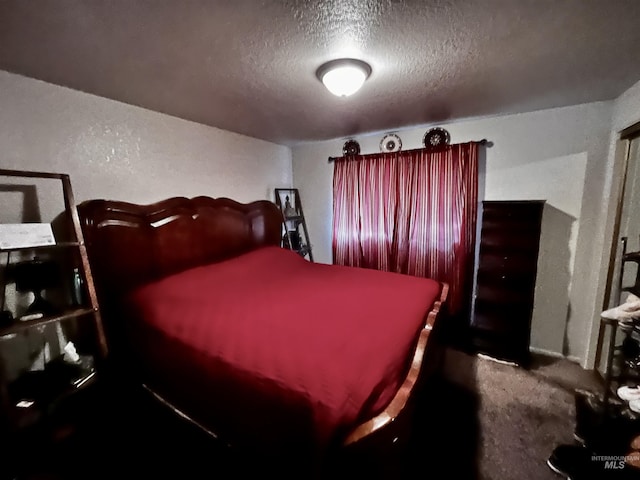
0, 70, 292, 224
292, 102, 614, 364
612, 79, 640, 132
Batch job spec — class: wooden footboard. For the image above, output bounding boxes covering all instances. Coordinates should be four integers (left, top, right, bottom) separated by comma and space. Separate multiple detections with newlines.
342, 282, 449, 446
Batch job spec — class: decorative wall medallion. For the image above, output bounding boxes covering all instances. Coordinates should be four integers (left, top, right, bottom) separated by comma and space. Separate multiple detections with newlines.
380, 133, 402, 153
423, 127, 451, 148
342, 139, 361, 156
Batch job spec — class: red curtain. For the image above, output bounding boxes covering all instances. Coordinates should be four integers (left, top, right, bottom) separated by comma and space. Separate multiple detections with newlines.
332, 142, 479, 314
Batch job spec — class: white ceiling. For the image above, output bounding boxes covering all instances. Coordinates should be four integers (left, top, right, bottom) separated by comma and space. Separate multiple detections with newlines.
1, 1, 640, 146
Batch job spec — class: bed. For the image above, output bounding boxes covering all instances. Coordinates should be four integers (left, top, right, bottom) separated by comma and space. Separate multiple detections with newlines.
77, 196, 448, 472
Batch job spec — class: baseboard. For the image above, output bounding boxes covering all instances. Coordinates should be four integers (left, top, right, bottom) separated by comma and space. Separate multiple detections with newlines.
529, 346, 581, 364
477, 353, 520, 367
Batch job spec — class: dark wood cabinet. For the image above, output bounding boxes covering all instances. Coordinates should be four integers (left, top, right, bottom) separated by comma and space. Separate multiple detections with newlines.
470, 200, 544, 366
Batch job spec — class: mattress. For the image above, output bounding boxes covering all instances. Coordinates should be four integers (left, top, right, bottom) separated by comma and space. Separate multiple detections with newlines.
124, 246, 441, 458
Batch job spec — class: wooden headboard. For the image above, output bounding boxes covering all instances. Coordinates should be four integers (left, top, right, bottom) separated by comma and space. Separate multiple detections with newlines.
78, 196, 283, 301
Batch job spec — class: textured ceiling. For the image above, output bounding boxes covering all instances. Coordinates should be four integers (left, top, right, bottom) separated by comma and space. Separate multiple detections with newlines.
1, 0, 640, 146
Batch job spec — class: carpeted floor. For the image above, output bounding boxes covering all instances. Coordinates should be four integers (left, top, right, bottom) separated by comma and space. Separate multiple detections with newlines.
430, 348, 602, 480
9, 348, 605, 480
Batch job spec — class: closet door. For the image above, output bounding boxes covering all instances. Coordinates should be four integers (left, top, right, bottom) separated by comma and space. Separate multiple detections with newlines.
613, 137, 640, 301
471, 200, 544, 366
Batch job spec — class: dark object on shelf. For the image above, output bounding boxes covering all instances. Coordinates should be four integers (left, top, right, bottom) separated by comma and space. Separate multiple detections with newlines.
469, 200, 545, 366
622, 335, 640, 361
620, 243, 640, 299
423, 127, 451, 148
0, 310, 13, 327
71, 267, 85, 306
12, 257, 60, 315
342, 139, 360, 156
9, 357, 94, 405
283, 230, 302, 251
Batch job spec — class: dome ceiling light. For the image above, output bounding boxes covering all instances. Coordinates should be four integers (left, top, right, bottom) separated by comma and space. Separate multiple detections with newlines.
316, 58, 372, 97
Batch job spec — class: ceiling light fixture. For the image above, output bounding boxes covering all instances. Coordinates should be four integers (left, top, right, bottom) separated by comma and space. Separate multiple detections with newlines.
316, 58, 372, 97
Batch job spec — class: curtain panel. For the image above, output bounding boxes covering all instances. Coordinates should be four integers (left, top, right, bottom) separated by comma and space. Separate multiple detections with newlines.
332, 142, 479, 314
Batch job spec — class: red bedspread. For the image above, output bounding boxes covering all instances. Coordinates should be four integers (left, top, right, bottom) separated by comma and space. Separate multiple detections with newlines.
125, 246, 441, 457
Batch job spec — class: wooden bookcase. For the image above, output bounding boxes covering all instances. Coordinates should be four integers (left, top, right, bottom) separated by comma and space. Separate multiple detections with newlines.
274, 188, 314, 262
0, 169, 107, 467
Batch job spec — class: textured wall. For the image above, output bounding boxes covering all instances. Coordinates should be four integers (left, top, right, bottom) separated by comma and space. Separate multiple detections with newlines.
0, 70, 292, 222
292, 101, 613, 364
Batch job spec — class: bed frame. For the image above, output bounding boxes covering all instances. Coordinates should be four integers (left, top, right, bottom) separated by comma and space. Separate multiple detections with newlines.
77, 196, 448, 462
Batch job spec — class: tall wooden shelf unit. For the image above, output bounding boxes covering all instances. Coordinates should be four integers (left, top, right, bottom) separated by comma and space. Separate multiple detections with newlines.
470, 200, 544, 367
274, 188, 314, 262
0, 169, 107, 446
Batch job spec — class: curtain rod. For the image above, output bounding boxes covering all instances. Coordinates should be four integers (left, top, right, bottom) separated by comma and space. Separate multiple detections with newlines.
327, 139, 490, 163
